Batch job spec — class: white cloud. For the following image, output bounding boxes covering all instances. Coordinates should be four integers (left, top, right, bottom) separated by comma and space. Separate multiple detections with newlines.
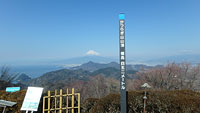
86, 50, 99, 56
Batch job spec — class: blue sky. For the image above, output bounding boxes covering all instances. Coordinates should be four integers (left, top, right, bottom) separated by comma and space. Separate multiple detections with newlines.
0, 0, 200, 64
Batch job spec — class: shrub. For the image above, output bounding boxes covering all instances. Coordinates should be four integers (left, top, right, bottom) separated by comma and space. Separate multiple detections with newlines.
81, 98, 99, 113
88, 90, 200, 113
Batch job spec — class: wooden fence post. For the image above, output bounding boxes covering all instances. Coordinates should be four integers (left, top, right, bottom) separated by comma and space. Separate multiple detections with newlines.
66, 88, 69, 113
48, 91, 50, 113
55, 90, 57, 113
60, 89, 63, 113
72, 88, 74, 113
43, 96, 45, 113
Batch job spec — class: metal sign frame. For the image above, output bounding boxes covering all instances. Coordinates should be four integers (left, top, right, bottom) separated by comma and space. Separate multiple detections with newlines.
0, 100, 17, 113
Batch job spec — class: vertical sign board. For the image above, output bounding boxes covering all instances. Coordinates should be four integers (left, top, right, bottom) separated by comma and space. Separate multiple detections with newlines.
119, 13, 127, 113
21, 87, 43, 112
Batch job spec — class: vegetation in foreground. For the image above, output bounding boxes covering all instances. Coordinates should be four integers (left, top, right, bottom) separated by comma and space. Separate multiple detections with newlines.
82, 90, 200, 113
1, 90, 200, 113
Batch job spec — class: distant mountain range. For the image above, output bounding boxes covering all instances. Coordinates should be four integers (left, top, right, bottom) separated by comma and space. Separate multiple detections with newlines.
70, 61, 159, 72
25, 67, 137, 90
26, 69, 91, 89
15, 55, 200, 91
8, 54, 200, 77
18, 61, 163, 90
10, 61, 158, 78
15, 73, 32, 83
71, 61, 119, 71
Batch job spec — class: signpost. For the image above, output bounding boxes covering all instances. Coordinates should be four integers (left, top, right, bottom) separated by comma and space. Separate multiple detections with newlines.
141, 83, 151, 113
6, 87, 20, 92
119, 13, 127, 113
21, 87, 43, 113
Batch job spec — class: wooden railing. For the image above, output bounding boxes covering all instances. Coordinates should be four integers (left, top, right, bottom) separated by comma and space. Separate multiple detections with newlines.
43, 88, 80, 113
